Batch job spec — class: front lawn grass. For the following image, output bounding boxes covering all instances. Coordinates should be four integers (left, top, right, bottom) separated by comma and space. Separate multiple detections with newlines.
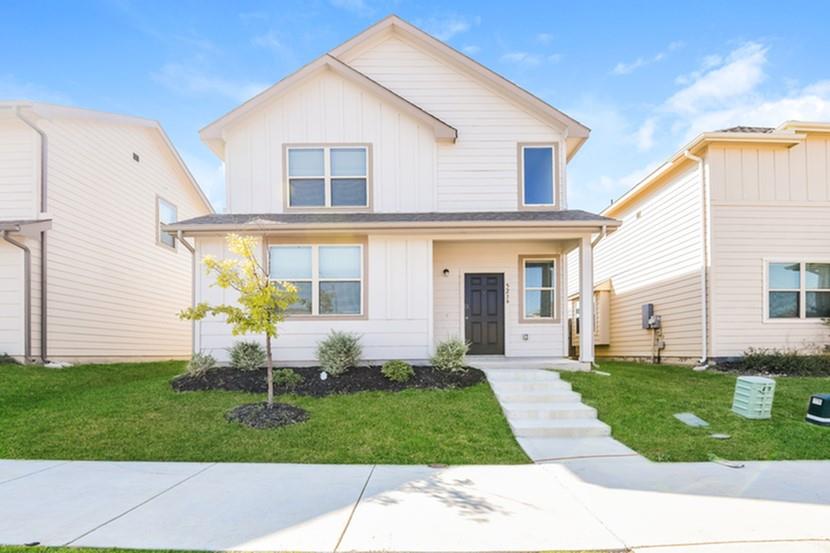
560, 362, 830, 462
0, 361, 528, 464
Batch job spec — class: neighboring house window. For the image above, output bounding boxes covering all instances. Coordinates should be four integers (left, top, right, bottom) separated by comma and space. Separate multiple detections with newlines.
521, 257, 556, 320
520, 144, 557, 207
269, 244, 363, 316
157, 197, 177, 249
767, 261, 830, 319
287, 146, 369, 208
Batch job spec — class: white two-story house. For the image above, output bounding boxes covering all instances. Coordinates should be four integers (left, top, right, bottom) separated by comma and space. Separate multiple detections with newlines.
168, 15, 619, 367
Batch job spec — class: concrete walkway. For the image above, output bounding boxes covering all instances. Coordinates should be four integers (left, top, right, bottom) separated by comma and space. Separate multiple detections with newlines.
2, 458, 829, 552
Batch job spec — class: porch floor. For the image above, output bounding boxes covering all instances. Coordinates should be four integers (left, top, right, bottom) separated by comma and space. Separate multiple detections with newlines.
468, 356, 590, 372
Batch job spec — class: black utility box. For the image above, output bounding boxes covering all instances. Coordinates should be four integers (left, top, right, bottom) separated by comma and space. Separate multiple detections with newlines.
806, 394, 830, 427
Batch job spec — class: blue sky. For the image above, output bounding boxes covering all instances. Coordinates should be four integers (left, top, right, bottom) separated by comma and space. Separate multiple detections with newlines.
4, 0, 830, 213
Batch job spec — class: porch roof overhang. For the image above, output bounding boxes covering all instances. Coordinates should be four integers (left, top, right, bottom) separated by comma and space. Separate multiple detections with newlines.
0, 219, 52, 237
164, 211, 620, 236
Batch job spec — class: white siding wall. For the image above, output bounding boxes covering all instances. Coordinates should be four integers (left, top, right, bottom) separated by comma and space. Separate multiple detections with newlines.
0, 118, 39, 220
196, 234, 432, 363
708, 139, 830, 357
433, 240, 566, 357
225, 70, 437, 213
586, 164, 704, 360
344, 35, 565, 212
42, 118, 209, 361
0, 240, 24, 356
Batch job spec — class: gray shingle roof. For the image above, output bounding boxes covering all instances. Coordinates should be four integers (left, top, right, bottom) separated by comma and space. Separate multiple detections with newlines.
169, 210, 618, 228
717, 126, 775, 134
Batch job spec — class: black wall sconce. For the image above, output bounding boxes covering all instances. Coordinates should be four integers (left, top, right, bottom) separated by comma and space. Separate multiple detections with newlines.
442, 268, 450, 277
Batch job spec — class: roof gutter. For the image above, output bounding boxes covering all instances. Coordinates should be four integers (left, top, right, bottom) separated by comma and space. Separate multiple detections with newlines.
2, 231, 31, 363
683, 150, 710, 369
13, 106, 49, 363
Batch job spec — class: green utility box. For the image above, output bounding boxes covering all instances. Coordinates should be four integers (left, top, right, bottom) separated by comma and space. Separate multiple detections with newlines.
732, 376, 776, 419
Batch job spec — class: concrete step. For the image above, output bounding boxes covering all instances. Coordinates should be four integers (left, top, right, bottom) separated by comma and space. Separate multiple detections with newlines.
495, 390, 582, 403
501, 402, 597, 420
485, 370, 560, 381
509, 419, 611, 438
489, 380, 572, 393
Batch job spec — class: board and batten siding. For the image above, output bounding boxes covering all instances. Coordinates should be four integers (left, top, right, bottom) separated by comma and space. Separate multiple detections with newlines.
707, 139, 830, 357
585, 163, 704, 361
433, 240, 566, 357
340, 34, 567, 212
41, 118, 208, 360
195, 234, 432, 363
0, 118, 39, 220
224, 69, 437, 214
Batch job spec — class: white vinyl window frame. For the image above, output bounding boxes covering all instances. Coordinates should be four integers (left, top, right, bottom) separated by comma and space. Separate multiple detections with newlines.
763, 259, 830, 322
268, 243, 365, 317
520, 257, 557, 321
285, 145, 369, 209
156, 195, 177, 250
518, 143, 559, 210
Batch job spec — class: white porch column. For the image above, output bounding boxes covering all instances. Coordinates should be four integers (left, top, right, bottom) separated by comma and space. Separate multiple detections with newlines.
579, 235, 594, 364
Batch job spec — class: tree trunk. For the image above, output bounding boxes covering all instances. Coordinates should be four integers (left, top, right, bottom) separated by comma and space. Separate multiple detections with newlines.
266, 334, 274, 408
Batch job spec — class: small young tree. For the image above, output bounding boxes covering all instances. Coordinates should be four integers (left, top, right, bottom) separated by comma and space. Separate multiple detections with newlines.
179, 234, 298, 407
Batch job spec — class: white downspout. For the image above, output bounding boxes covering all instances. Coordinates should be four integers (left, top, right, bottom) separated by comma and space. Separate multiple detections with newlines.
684, 150, 710, 369
177, 230, 197, 355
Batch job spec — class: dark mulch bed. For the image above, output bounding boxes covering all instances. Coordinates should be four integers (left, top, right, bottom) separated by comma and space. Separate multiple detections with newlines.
172, 365, 485, 397
225, 402, 309, 429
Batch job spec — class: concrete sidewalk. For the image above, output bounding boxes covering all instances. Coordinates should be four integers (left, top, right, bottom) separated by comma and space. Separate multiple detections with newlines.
1, 458, 829, 552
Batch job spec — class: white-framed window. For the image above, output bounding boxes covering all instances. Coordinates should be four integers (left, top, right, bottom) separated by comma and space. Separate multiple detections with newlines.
523, 258, 556, 319
269, 244, 363, 316
287, 146, 368, 208
520, 144, 556, 207
766, 261, 830, 319
157, 196, 177, 249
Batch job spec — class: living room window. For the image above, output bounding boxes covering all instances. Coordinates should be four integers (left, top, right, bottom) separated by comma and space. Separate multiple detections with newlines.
519, 144, 557, 208
156, 196, 177, 249
766, 261, 830, 319
520, 256, 557, 321
269, 244, 363, 316
286, 146, 369, 208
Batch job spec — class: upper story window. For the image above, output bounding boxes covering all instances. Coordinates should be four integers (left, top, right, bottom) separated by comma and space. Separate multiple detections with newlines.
767, 261, 830, 319
269, 244, 364, 316
157, 196, 177, 249
520, 256, 557, 321
519, 144, 558, 208
287, 146, 369, 209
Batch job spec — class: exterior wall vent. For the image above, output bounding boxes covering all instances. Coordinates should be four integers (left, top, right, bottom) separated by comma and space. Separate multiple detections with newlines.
732, 376, 776, 419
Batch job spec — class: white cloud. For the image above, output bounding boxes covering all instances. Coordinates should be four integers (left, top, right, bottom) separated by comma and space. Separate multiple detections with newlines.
666, 42, 767, 114
251, 30, 294, 62
152, 63, 268, 102
611, 41, 684, 76
548, 53, 563, 64
329, 0, 374, 17
462, 45, 481, 55
422, 15, 480, 41
0, 74, 72, 104
183, 153, 226, 212
634, 117, 656, 151
535, 32, 554, 45
500, 51, 542, 67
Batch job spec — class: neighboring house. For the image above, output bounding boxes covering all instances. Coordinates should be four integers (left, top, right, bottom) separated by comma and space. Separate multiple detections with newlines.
167, 15, 619, 367
568, 122, 830, 364
0, 101, 213, 363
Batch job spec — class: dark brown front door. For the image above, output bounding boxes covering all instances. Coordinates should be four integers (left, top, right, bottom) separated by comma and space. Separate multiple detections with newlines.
465, 273, 505, 355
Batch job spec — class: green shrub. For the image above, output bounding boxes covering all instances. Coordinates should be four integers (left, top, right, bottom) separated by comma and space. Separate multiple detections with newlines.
381, 360, 414, 383
273, 368, 304, 392
186, 352, 216, 375
735, 347, 830, 376
431, 338, 469, 373
229, 341, 266, 371
0, 352, 20, 365
317, 331, 362, 376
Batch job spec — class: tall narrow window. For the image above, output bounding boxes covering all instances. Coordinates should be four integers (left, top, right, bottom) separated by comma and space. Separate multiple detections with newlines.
521, 145, 555, 206
269, 244, 363, 316
287, 146, 368, 208
767, 261, 830, 319
157, 197, 177, 249
523, 258, 556, 319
